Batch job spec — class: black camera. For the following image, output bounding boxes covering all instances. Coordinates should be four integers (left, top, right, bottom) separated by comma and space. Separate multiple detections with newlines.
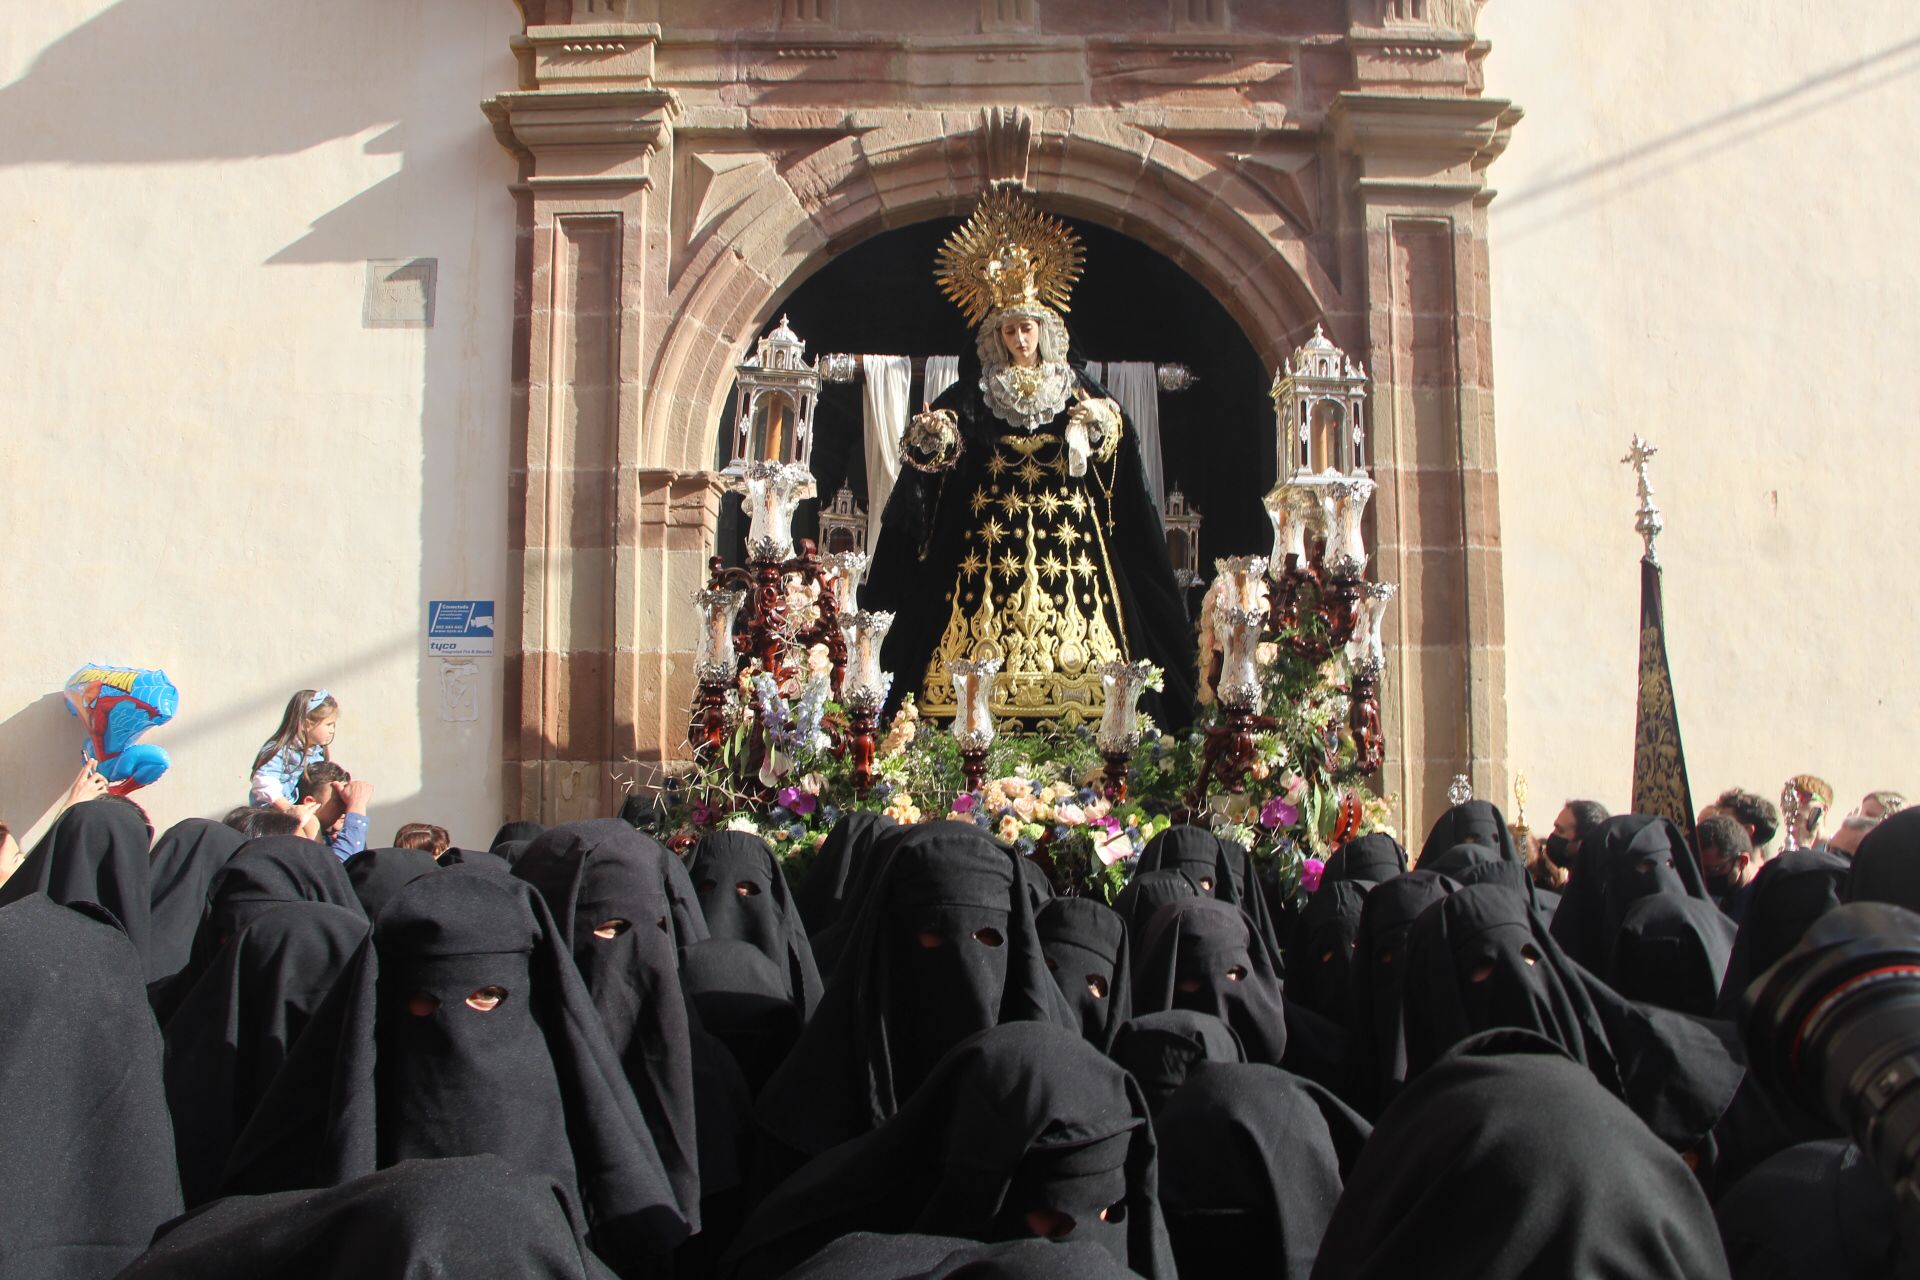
1743, 901, 1920, 1213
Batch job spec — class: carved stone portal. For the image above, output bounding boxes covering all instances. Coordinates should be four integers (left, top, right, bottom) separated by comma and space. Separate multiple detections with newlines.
483, 4, 1517, 838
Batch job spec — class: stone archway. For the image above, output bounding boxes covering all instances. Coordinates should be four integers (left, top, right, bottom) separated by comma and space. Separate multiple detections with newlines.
484, 5, 1520, 838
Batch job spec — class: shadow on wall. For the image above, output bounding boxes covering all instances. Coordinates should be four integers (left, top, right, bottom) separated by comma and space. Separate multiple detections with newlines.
1492, 32, 1920, 243
0, 0, 520, 845
0, 694, 78, 838
0, 0, 405, 166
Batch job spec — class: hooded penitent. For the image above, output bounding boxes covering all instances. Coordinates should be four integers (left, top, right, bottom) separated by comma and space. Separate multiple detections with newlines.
1417, 800, 1523, 867
147, 818, 246, 983
116, 1154, 620, 1280
1400, 883, 1742, 1160
1609, 893, 1735, 1018
1133, 897, 1290, 1067
1108, 1009, 1247, 1117
1844, 807, 1920, 912
753, 822, 1076, 1161
0, 796, 156, 973
1285, 878, 1370, 1026
1156, 1061, 1372, 1280
154, 833, 367, 1023
1714, 1140, 1902, 1280
1036, 895, 1132, 1051
1309, 1033, 1732, 1280
792, 811, 898, 941
1111, 867, 1201, 938
724, 1022, 1174, 1280
511, 820, 716, 1225
343, 847, 441, 921
1549, 814, 1713, 970
863, 188, 1197, 730
1715, 848, 1849, 1017
0, 895, 184, 1276
1320, 832, 1409, 889
162, 901, 369, 1206
1135, 825, 1284, 961
687, 830, 822, 1015
680, 937, 803, 1096
1347, 869, 1458, 1116
221, 872, 689, 1272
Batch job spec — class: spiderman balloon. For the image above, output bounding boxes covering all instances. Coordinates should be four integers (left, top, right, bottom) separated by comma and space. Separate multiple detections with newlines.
63, 664, 178, 795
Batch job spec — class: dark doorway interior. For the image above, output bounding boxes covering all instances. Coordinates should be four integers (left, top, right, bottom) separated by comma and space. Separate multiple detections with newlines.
713, 214, 1279, 592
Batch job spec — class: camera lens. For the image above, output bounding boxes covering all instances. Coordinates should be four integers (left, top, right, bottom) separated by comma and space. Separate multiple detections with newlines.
1744, 902, 1920, 1199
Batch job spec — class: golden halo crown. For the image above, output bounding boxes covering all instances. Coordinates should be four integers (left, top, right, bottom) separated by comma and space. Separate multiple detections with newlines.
935, 188, 1084, 328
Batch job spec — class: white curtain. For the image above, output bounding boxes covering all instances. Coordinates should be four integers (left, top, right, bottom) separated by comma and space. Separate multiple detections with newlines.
923, 354, 960, 408
861, 354, 912, 553
1083, 361, 1105, 386
1104, 361, 1165, 513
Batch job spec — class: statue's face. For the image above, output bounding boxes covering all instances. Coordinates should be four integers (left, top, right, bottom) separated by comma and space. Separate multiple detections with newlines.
999, 316, 1041, 368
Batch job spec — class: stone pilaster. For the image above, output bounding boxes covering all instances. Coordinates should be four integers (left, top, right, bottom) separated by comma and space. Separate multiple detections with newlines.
485, 24, 684, 822
1329, 89, 1521, 840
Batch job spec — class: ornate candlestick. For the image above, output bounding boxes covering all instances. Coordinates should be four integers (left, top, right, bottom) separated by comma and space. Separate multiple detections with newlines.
1780, 780, 1802, 853
1095, 659, 1157, 802
1214, 555, 1270, 614
840, 610, 894, 798
820, 550, 868, 618
738, 460, 816, 564
948, 657, 1001, 793
1318, 477, 1374, 645
689, 586, 746, 762
1191, 606, 1272, 806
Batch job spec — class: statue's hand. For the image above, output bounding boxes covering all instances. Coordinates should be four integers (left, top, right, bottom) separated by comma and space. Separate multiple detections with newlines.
1069, 396, 1124, 463
901, 407, 962, 473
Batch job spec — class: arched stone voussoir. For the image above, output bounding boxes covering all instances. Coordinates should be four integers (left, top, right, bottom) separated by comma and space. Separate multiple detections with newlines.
645, 110, 1341, 474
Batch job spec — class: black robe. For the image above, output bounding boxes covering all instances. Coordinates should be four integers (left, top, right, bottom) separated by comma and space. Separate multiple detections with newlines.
864, 348, 1196, 730
0, 895, 183, 1277
1310, 1032, 1732, 1279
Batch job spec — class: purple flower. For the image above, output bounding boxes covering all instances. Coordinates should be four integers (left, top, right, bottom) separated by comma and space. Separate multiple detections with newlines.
1260, 796, 1299, 830
776, 786, 817, 816
952, 793, 977, 814
1300, 856, 1326, 894
691, 802, 715, 825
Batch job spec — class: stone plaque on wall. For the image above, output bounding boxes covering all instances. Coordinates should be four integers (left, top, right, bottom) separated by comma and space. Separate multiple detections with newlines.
363, 257, 437, 329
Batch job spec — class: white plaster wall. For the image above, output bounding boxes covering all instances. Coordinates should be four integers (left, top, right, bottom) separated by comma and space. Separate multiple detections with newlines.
1480, 3, 1920, 829
0, 1, 520, 849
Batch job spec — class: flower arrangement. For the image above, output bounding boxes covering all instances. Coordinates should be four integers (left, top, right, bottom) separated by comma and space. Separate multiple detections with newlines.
657, 557, 1394, 907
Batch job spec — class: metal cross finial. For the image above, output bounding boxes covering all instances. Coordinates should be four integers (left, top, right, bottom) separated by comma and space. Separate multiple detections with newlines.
1622, 434, 1665, 564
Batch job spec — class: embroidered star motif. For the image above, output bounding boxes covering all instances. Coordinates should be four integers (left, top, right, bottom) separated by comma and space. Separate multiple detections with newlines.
1016, 458, 1045, 486
1035, 491, 1063, 517
987, 453, 1010, 478
994, 553, 1021, 580
959, 551, 986, 577
970, 489, 991, 515
997, 491, 1024, 515
1067, 491, 1089, 515
1039, 552, 1067, 581
1072, 553, 1096, 579
981, 518, 1007, 546
1055, 524, 1083, 548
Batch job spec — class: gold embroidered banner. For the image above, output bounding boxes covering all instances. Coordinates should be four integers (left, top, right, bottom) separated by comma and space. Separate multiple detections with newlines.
1631, 556, 1697, 842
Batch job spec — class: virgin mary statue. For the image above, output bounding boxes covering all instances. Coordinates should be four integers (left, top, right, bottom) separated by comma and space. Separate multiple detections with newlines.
864, 190, 1197, 729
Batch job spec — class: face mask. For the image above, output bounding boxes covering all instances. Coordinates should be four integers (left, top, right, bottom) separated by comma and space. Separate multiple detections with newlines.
1704, 868, 1733, 896
1543, 835, 1573, 869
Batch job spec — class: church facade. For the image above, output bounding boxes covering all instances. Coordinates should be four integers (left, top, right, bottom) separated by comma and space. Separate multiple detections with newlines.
491, 0, 1515, 836
4, 1, 1910, 850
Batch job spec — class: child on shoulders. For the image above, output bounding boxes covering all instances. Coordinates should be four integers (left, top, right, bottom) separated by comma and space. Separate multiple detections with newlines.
250, 689, 338, 810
